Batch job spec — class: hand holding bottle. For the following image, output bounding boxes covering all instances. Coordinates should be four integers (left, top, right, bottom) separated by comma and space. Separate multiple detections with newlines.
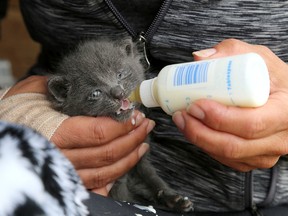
172, 39, 288, 171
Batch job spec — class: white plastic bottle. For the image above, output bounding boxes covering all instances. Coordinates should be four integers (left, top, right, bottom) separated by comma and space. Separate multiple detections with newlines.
129, 53, 270, 115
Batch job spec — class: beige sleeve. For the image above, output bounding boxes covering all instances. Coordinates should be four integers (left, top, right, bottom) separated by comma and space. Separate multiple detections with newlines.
0, 90, 68, 140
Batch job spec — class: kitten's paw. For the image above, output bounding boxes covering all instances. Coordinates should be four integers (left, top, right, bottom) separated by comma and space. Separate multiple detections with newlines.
157, 190, 194, 212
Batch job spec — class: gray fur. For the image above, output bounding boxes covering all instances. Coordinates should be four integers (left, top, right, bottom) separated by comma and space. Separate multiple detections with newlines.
47, 38, 193, 212
48, 38, 144, 122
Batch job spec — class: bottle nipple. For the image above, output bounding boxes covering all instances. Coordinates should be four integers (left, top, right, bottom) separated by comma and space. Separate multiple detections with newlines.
128, 86, 142, 103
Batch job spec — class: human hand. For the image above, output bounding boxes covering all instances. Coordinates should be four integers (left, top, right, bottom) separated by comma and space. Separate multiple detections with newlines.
2, 76, 154, 196
51, 111, 154, 196
172, 39, 288, 171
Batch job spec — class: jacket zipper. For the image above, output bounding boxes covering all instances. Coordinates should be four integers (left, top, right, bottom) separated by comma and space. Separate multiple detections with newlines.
143, 0, 172, 42
104, 0, 172, 69
245, 171, 263, 216
103, 0, 137, 37
104, 0, 172, 41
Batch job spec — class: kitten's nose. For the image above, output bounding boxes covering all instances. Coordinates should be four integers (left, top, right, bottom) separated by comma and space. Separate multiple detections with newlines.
110, 85, 125, 100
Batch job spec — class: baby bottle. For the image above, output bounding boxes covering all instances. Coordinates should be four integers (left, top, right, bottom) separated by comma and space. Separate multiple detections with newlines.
129, 53, 270, 115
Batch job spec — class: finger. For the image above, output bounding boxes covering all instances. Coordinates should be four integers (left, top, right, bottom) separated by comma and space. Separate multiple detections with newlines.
193, 39, 254, 61
62, 119, 154, 169
77, 143, 150, 189
209, 155, 254, 172
211, 154, 279, 171
51, 110, 148, 148
241, 155, 280, 169
173, 111, 288, 159
91, 182, 114, 197
193, 39, 288, 91
193, 38, 265, 60
192, 39, 288, 88
186, 98, 288, 139
91, 187, 108, 197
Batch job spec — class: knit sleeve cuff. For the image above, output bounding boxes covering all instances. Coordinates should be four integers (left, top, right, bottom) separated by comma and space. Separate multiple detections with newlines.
0, 92, 69, 140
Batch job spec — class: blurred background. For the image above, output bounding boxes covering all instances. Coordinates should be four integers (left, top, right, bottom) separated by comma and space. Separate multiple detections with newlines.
0, 0, 40, 87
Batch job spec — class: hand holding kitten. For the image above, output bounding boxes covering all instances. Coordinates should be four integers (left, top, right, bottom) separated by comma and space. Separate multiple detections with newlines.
2, 75, 153, 195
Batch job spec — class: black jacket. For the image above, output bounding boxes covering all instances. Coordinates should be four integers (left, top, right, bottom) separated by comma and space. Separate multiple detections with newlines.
20, 0, 288, 213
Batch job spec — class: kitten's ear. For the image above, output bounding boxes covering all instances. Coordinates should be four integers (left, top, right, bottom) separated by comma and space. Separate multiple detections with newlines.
48, 76, 70, 103
120, 38, 136, 57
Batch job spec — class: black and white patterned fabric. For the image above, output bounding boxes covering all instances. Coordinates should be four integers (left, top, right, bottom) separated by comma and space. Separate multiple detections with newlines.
0, 121, 89, 216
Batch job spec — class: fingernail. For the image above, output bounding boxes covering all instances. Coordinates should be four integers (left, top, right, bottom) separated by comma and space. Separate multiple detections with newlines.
193, 48, 217, 58
131, 118, 136, 125
136, 112, 145, 126
106, 182, 115, 193
146, 120, 155, 134
172, 111, 185, 130
131, 112, 145, 126
187, 103, 205, 120
138, 143, 150, 158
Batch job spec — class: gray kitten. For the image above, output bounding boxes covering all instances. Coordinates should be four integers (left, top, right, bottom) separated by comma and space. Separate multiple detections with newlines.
47, 38, 193, 212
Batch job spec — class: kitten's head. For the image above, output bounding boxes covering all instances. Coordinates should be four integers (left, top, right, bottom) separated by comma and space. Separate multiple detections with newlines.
48, 38, 145, 122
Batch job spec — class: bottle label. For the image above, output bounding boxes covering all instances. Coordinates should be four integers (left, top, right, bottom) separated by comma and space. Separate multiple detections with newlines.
171, 62, 210, 87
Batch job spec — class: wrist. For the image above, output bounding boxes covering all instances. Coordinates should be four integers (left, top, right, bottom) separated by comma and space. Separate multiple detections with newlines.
0, 92, 68, 139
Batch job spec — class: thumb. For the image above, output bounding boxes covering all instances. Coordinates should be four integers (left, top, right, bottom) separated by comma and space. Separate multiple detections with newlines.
192, 48, 217, 61
192, 38, 260, 61
91, 182, 114, 197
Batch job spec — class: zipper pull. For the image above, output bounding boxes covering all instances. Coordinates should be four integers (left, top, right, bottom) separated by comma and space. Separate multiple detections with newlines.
138, 32, 151, 70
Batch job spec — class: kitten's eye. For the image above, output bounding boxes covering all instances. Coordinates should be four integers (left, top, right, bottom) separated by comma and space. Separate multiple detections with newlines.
117, 72, 123, 80
89, 90, 102, 100
117, 69, 130, 80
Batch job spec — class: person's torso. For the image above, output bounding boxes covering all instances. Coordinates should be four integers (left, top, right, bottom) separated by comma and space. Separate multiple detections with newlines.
20, 0, 288, 212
